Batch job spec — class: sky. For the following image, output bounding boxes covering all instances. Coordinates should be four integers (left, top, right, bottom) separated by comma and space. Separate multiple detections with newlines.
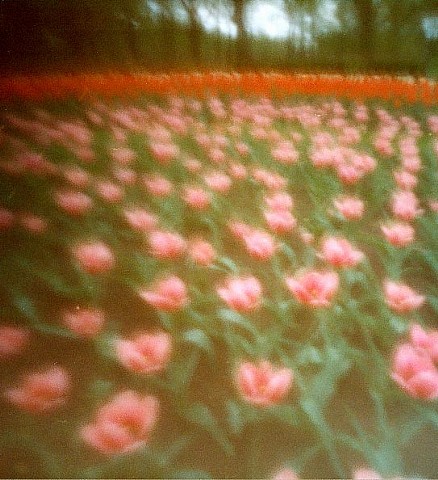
198, 0, 339, 40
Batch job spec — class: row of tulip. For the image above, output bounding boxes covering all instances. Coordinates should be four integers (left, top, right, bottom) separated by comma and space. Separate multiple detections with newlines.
0, 71, 438, 103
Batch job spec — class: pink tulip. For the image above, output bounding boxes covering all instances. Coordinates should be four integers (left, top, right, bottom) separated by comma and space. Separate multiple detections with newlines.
217, 276, 262, 312
95, 180, 124, 203
401, 155, 422, 173
188, 238, 216, 266
271, 141, 299, 165
299, 228, 314, 245
319, 237, 364, 268
150, 142, 179, 164
252, 168, 288, 190
4, 366, 71, 413
336, 163, 362, 185
62, 166, 90, 188
182, 157, 201, 173
19, 213, 48, 234
228, 221, 253, 239
429, 200, 438, 213
58, 122, 92, 146
139, 275, 188, 311
393, 170, 418, 190
272, 468, 299, 480
391, 344, 438, 400
264, 209, 297, 234
112, 166, 137, 185
381, 222, 415, 247
235, 142, 250, 156
73, 145, 95, 163
0, 207, 14, 230
54, 190, 93, 216
72, 241, 115, 275
16, 152, 57, 176
148, 230, 186, 260
383, 280, 425, 313
123, 208, 158, 232
110, 147, 136, 165
143, 174, 173, 197
204, 172, 232, 194
236, 360, 293, 406
264, 192, 294, 211
115, 331, 172, 374
81, 390, 159, 455
0, 326, 30, 359
62, 308, 105, 338
333, 196, 364, 220
352, 468, 382, 480
182, 186, 211, 210
285, 270, 339, 308
409, 324, 438, 363
391, 190, 423, 221
228, 163, 248, 179
242, 229, 277, 261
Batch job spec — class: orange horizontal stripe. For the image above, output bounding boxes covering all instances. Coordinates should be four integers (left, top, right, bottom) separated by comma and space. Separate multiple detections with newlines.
0, 72, 436, 104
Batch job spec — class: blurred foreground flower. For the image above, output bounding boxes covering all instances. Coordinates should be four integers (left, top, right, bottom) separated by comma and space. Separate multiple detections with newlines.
383, 280, 425, 314
188, 238, 216, 266
62, 307, 105, 338
319, 236, 364, 268
81, 390, 159, 455
410, 324, 438, 362
235, 360, 293, 407
148, 230, 186, 260
272, 468, 299, 480
139, 275, 188, 311
352, 467, 382, 479
217, 276, 262, 312
72, 241, 115, 275
0, 325, 30, 359
285, 270, 339, 308
391, 190, 423, 221
54, 189, 93, 216
115, 331, 172, 374
381, 222, 415, 247
4, 366, 71, 413
333, 195, 364, 220
391, 343, 438, 400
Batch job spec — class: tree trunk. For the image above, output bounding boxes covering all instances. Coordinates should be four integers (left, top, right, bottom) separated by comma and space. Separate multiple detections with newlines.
232, 0, 251, 69
186, 3, 202, 66
355, 0, 375, 70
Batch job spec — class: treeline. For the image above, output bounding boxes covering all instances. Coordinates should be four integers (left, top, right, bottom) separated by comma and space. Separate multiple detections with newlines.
0, 0, 437, 76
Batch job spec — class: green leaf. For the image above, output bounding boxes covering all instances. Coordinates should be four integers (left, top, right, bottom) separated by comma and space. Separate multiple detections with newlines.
281, 243, 297, 267
167, 350, 200, 392
94, 334, 117, 360
226, 400, 244, 434
12, 293, 39, 322
217, 309, 259, 337
296, 346, 323, 366
185, 403, 234, 455
218, 257, 239, 273
11, 293, 75, 338
304, 346, 352, 411
161, 435, 193, 464
183, 329, 214, 356
270, 404, 300, 426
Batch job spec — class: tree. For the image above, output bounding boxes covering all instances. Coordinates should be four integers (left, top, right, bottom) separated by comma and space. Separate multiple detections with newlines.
231, 0, 251, 69
179, 0, 204, 66
353, 0, 375, 69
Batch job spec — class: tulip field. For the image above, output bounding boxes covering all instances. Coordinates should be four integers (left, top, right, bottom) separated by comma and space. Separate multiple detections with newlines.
1, 73, 438, 478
